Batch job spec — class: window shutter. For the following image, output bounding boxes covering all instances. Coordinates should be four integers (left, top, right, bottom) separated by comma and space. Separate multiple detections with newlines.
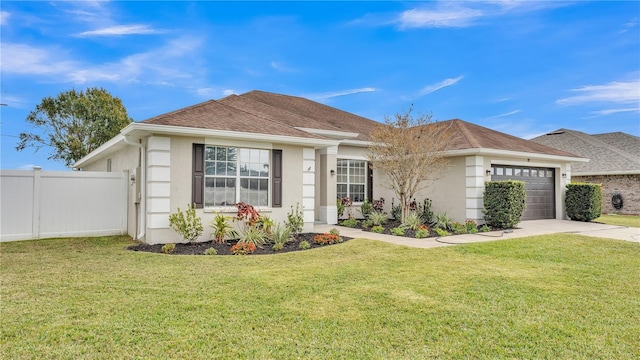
272, 149, 283, 207
367, 162, 373, 201
192, 144, 204, 208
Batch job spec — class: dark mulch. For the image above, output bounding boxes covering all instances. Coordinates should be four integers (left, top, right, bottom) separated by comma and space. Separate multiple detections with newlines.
351, 219, 501, 238
128, 233, 352, 255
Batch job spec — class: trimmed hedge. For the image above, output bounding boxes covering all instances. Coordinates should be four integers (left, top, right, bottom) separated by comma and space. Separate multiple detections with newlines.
483, 180, 526, 229
566, 183, 602, 222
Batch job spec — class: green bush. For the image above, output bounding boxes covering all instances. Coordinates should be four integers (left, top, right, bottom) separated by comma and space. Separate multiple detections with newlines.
161, 243, 175, 254
415, 227, 429, 239
204, 247, 217, 256
465, 220, 478, 234
270, 223, 293, 246
360, 200, 373, 219
329, 228, 340, 236
368, 211, 388, 226
340, 218, 359, 228
434, 228, 451, 237
390, 227, 406, 236
371, 225, 384, 233
285, 203, 304, 235
272, 243, 284, 251
479, 224, 491, 232
417, 198, 434, 225
169, 204, 203, 243
566, 183, 603, 222
299, 241, 310, 250
433, 212, 454, 230
210, 213, 238, 243
403, 212, 424, 231
450, 221, 466, 235
483, 180, 526, 229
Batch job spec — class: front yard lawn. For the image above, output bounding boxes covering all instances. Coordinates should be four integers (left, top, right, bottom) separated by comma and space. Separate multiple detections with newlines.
2, 235, 639, 358
595, 214, 640, 228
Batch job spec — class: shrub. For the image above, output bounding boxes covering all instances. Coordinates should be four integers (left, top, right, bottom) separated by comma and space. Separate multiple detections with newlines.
450, 221, 466, 235
270, 223, 293, 246
479, 224, 491, 232
272, 243, 284, 251
390, 199, 402, 221
360, 200, 373, 219
313, 233, 341, 245
340, 218, 359, 228
417, 198, 434, 225
433, 212, 454, 230
299, 241, 311, 250
204, 247, 217, 256
403, 212, 424, 231
483, 180, 526, 229
210, 213, 238, 243
329, 228, 340, 236
285, 203, 304, 235
161, 243, 175, 254
336, 198, 345, 219
230, 242, 256, 255
566, 183, 603, 222
371, 225, 384, 233
235, 202, 260, 227
239, 226, 268, 248
465, 220, 478, 234
415, 225, 430, 239
168, 204, 203, 243
256, 215, 275, 235
368, 211, 388, 226
434, 228, 451, 237
390, 227, 406, 236
372, 197, 385, 213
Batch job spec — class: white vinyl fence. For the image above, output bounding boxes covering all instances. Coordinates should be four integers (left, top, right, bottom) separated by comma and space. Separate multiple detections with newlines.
1, 168, 128, 241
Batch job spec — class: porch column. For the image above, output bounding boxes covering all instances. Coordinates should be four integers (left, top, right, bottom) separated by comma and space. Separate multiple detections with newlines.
465, 155, 485, 223
318, 146, 338, 224
146, 136, 171, 242
302, 148, 316, 232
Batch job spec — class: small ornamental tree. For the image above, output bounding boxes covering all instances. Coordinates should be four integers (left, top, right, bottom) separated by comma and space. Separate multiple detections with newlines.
483, 180, 526, 229
367, 106, 454, 223
566, 183, 602, 222
169, 204, 203, 243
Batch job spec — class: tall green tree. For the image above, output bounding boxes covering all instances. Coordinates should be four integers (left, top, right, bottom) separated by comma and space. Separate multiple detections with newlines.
17, 87, 133, 166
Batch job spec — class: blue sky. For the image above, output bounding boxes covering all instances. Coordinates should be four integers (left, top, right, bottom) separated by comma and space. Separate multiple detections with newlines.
1, 1, 639, 171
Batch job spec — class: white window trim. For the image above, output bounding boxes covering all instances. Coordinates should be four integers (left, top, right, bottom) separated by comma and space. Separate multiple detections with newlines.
337, 159, 367, 204
203, 145, 271, 208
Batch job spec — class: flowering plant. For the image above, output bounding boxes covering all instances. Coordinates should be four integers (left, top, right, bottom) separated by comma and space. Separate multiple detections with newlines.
230, 242, 257, 255
313, 233, 341, 245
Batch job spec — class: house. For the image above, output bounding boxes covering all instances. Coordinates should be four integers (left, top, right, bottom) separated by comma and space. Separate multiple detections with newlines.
75, 91, 586, 244
531, 129, 640, 215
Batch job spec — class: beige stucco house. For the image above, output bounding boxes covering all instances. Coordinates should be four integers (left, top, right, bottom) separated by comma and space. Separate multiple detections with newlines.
75, 91, 585, 244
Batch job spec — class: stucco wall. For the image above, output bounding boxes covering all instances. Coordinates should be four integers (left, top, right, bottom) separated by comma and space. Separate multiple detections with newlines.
80, 144, 139, 239
573, 174, 640, 215
160, 136, 307, 244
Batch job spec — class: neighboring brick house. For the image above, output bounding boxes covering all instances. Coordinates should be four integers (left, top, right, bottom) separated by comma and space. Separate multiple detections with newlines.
532, 129, 640, 215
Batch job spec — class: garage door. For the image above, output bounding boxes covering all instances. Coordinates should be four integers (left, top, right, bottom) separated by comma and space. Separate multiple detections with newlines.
491, 165, 555, 220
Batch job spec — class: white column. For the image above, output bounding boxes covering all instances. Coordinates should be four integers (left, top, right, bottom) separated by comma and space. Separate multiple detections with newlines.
146, 137, 171, 229
465, 156, 485, 222
319, 146, 338, 225
302, 148, 316, 232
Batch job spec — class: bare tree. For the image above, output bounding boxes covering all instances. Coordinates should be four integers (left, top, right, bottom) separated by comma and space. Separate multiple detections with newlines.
367, 106, 454, 223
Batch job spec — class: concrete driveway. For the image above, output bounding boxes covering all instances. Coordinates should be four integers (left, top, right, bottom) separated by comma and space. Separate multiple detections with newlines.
315, 219, 640, 249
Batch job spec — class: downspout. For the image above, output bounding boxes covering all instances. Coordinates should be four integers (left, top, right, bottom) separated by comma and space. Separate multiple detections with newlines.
123, 135, 146, 240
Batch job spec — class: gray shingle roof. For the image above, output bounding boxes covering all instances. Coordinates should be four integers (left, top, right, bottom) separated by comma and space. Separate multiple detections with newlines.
531, 129, 640, 174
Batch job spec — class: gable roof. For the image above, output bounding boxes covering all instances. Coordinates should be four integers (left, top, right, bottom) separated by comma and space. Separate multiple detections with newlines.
440, 119, 579, 157
531, 129, 640, 175
240, 90, 378, 141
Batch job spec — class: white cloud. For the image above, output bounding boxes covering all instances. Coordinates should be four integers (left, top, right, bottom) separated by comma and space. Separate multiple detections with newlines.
77, 24, 163, 37
222, 89, 237, 96
0, 43, 76, 76
556, 80, 640, 105
307, 87, 377, 101
590, 107, 640, 116
418, 76, 464, 96
399, 7, 484, 28
486, 109, 521, 119
0, 11, 9, 25
270, 61, 299, 73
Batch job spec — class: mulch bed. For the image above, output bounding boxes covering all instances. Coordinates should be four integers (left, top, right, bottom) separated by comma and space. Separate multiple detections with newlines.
128, 233, 352, 255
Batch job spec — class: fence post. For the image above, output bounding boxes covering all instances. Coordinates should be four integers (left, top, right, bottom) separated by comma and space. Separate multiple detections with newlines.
32, 166, 42, 239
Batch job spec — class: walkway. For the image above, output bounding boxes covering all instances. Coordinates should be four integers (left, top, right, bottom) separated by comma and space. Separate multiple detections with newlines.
314, 219, 640, 249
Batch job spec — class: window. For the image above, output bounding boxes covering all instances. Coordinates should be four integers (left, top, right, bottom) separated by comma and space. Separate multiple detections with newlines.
204, 146, 269, 207
337, 159, 366, 202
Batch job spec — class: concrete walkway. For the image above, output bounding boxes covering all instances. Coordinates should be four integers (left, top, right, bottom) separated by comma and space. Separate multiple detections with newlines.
314, 219, 640, 249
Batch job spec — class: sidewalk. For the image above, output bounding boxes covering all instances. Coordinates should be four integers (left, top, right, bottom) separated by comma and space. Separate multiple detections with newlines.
314, 219, 640, 249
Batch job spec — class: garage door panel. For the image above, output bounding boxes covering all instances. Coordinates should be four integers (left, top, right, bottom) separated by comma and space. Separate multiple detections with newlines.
491, 165, 555, 220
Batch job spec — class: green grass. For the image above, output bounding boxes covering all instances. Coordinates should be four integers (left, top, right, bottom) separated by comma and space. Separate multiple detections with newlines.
595, 214, 640, 228
2, 235, 639, 359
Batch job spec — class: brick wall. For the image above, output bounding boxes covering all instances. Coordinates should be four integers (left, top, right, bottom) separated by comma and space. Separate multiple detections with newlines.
572, 174, 640, 215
